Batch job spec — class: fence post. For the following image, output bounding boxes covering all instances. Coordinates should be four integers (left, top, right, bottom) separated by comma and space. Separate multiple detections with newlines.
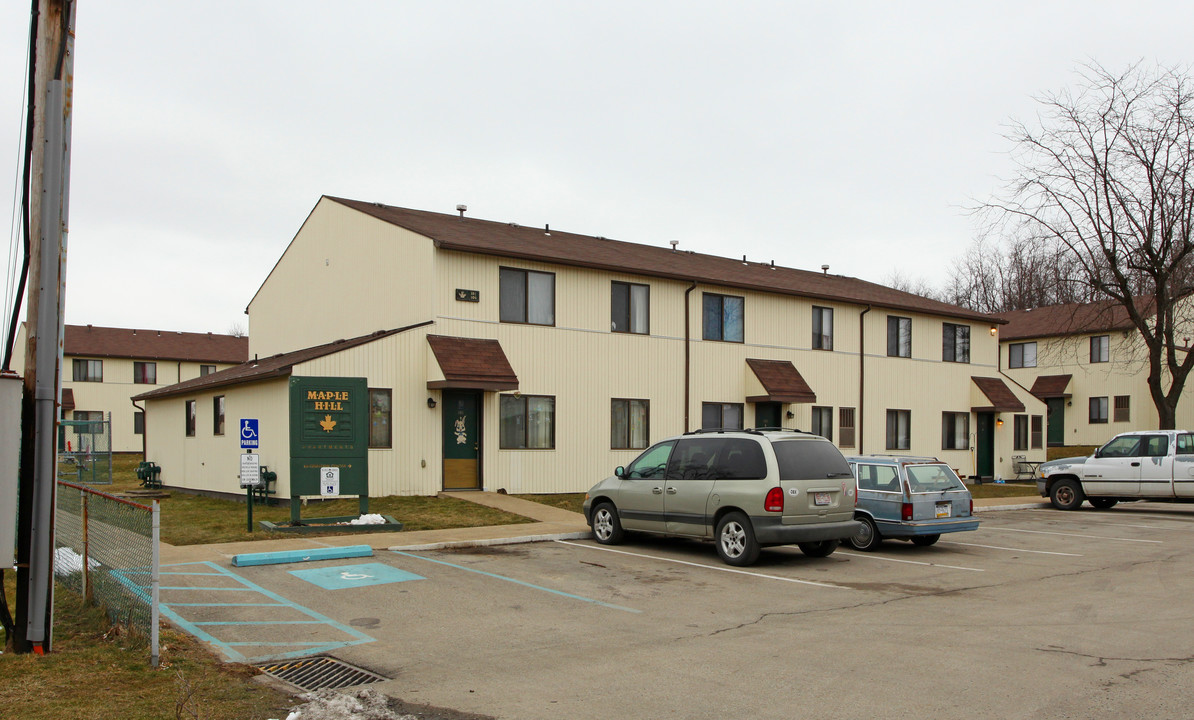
81, 488, 90, 604
150, 499, 160, 668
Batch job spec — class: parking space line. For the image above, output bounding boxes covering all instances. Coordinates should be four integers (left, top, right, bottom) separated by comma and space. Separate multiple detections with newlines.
939, 541, 1082, 556
555, 540, 854, 589
985, 527, 1162, 543
835, 551, 984, 572
391, 550, 641, 613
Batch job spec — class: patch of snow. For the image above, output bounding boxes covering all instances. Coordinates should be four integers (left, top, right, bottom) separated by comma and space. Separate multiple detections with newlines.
349, 513, 387, 525
282, 687, 417, 720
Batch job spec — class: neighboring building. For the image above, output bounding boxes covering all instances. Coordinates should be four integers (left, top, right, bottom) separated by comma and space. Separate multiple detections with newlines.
136, 196, 1042, 500
15, 324, 248, 452
997, 298, 1194, 447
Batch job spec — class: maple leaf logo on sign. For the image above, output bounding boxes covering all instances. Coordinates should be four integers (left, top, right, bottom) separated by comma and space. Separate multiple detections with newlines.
320, 414, 337, 433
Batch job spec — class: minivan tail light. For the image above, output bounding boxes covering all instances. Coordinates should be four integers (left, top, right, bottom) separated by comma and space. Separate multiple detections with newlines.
901, 502, 913, 521
765, 487, 784, 513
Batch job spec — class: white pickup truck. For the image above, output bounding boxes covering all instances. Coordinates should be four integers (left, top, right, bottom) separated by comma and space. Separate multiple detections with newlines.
1037, 430, 1194, 510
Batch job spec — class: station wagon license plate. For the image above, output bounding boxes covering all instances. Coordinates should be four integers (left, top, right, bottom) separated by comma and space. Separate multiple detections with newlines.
935, 502, 951, 518
813, 492, 831, 506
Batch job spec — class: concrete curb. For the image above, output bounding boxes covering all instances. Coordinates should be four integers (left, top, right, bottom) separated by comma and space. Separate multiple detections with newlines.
387, 530, 591, 552
975, 502, 1050, 512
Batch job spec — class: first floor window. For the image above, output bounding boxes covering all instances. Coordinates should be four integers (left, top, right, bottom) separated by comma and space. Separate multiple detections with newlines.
943, 323, 970, 363
72, 410, 103, 435
942, 412, 969, 450
811, 406, 833, 441
886, 409, 910, 450
370, 389, 392, 448
133, 361, 157, 384
812, 306, 834, 350
72, 358, 102, 382
1013, 414, 1029, 451
702, 293, 744, 343
838, 407, 856, 448
611, 399, 649, 449
701, 402, 744, 431
1089, 397, 1109, 424
1009, 342, 1037, 368
185, 400, 197, 437
887, 316, 911, 357
1114, 395, 1130, 423
501, 395, 555, 449
213, 396, 225, 435
1031, 415, 1043, 449
134, 411, 144, 435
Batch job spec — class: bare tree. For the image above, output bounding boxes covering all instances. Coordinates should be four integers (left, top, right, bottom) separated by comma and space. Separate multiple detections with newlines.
985, 62, 1194, 428
944, 228, 1094, 313
225, 322, 246, 338
883, 271, 941, 301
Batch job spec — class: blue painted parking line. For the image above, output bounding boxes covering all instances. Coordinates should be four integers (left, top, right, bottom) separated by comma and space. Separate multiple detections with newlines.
114, 561, 376, 662
391, 550, 640, 613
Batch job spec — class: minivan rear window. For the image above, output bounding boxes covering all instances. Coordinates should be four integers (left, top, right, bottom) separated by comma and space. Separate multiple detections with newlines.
773, 439, 852, 480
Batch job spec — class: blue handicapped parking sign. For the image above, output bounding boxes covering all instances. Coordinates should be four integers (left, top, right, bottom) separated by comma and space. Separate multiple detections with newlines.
240, 419, 259, 449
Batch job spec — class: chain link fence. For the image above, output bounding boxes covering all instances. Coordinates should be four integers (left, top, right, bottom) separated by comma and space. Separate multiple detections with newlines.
58, 413, 113, 485
55, 480, 160, 665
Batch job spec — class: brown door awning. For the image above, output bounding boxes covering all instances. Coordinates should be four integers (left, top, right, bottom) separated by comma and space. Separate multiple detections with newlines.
971, 376, 1025, 412
1030, 374, 1072, 400
61, 388, 75, 412
745, 358, 816, 404
427, 335, 519, 391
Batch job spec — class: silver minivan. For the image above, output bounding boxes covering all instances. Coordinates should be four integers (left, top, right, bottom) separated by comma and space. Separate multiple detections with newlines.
583, 429, 861, 566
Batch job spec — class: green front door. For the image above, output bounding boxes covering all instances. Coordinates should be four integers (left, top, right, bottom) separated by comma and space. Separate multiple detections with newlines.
442, 390, 481, 490
975, 412, 994, 479
1047, 398, 1066, 446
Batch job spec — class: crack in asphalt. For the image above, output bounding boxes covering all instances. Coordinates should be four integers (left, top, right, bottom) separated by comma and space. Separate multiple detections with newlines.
1036, 646, 1194, 671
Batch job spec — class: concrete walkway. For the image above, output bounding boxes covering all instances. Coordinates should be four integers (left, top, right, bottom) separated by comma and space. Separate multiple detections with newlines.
158, 490, 1046, 565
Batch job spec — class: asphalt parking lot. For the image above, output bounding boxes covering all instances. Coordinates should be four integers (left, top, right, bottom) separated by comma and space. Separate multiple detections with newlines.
173, 503, 1194, 719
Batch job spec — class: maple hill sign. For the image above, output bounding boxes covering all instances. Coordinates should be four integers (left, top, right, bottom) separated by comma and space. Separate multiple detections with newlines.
288, 377, 369, 517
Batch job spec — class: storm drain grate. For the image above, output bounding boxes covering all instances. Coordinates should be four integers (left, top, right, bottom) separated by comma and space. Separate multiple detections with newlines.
256, 656, 388, 691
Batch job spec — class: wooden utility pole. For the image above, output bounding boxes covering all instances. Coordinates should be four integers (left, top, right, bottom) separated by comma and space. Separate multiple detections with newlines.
13, 0, 75, 655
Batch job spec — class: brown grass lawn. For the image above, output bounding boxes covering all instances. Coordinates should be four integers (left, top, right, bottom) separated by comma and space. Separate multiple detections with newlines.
0, 573, 295, 720
103, 454, 533, 546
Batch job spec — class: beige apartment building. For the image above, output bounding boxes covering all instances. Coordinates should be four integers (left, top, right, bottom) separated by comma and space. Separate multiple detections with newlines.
15, 324, 248, 452
998, 298, 1194, 447
136, 196, 1043, 500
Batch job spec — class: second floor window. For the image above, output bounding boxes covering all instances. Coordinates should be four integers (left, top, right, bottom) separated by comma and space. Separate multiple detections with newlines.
500, 267, 555, 326
703, 293, 744, 343
887, 316, 911, 357
213, 395, 225, 435
134, 361, 157, 384
1090, 335, 1109, 363
72, 358, 102, 382
812, 307, 833, 350
942, 323, 970, 363
200, 364, 217, 376
1009, 342, 1037, 368
185, 400, 197, 437
611, 281, 649, 334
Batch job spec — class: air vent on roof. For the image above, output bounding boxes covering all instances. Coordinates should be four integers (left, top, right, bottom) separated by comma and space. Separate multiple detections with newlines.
456, 204, 467, 217
670, 240, 678, 252
544, 224, 550, 236
821, 264, 830, 275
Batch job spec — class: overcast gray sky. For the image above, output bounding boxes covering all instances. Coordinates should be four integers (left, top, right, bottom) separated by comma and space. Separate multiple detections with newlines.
3, 1, 1193, 337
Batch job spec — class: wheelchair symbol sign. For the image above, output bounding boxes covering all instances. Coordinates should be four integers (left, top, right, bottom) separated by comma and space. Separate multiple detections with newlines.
240, 419, 259, 448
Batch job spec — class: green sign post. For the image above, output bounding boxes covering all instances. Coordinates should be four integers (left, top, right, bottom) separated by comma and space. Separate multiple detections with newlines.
288, 377, 369, 523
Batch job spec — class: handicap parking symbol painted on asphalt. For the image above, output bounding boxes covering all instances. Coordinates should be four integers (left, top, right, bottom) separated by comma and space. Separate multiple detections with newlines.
289, 563, 423, 590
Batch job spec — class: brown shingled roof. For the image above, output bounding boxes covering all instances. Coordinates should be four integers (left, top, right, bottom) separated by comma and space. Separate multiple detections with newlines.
995, 298, 1155, 342
745, 358, 817, 403
427, 335, 519, 391
1030, 374, 1072, 399
325, 197, 1003, 325
133, 322, 431, 401
972, 376, 1025, 412
65, 325, 248, 364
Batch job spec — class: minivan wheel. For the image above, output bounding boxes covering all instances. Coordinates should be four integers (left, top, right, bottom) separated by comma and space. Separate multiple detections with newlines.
910, 534, 940, 547
591, 502, 624, 545
715, 512, 760, 566
798, 539, 839, 558
848, 515, 881, 551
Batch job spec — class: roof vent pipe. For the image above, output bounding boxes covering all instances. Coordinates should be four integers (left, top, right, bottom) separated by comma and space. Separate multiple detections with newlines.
456, 204, 467, 217
545, 224, 550, 235
821, 264, 830, 275
670, 241, 679, 252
